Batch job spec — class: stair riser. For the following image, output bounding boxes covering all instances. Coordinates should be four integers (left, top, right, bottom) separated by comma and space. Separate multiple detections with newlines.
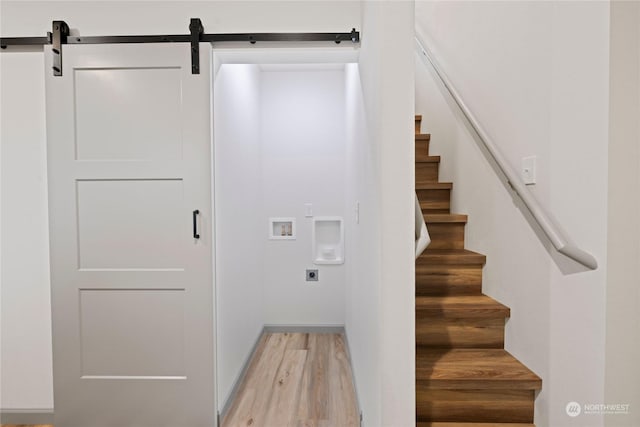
416, 120, 422, 134
416, 282, 482, 297
417, 153, 441, 163
417, 189, 450, 214
416, 388, 535, 424
416, 265, 483, 296
416, 140, 430, 157
416, 254, 485, 266
422, 209, 450, 215
425, 223, 465, 250
416, 318, 505, 348
416, 162, 440, 184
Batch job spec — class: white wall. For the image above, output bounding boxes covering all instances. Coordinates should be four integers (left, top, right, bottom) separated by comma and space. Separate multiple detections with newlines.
416, 2, 610, 427
605, 2, 640, 427
547, 5, 609, 427
0, 52, 54, 412
345, 61, 381, 426
0, 0, 362, 411
347, 2, 415, 426
213, 63, 264, 409
261, 67, 347, 326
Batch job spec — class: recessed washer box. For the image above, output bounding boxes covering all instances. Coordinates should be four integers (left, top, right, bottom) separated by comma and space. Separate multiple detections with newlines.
269, 217, 296, 240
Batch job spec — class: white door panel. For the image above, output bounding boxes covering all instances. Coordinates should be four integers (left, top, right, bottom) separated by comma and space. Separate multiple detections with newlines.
76, 179, 185, 269
79, 288, 186, 378
45, 43, 215, 426
74, 68, 184, 161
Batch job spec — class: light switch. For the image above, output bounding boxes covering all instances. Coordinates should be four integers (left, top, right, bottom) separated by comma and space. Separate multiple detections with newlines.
304, 203, 313, 218
522, 156, 537, 185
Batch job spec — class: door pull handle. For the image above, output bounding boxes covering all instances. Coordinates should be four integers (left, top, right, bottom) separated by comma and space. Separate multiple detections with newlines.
193, 210, 200, 239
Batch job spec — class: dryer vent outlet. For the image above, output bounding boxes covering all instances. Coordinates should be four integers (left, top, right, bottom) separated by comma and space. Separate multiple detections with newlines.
306, 269, 319, 281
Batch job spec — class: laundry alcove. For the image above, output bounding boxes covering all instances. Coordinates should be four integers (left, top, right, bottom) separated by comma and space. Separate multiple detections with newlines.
212, 49, 361, 411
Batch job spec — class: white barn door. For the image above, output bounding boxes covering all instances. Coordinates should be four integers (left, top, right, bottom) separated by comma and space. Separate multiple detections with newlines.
45, 43, 215, 426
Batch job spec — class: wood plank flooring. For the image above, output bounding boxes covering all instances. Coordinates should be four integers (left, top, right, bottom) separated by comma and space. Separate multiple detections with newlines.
222, 332, 359, 427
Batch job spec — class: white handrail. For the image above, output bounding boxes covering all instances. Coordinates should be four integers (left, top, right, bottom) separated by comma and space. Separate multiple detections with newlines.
415, 33, 598, 270
415, 193, 430, 258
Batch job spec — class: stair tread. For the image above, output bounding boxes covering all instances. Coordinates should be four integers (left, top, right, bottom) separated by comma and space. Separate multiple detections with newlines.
416, 114, 423, 120
416, 155, 441, 163
417, 182, 453, 190
418, 249, 486, 265
424, 213, 468, 223
416, 133, 432, 141
417, 349, 542, 390
417, 423, 535, 427
416, 295, 510, 318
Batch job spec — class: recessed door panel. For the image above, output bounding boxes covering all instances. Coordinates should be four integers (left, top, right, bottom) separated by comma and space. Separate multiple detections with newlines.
74, 67, 183, 161
79, 289, 185, 377
76, 179, 184, 269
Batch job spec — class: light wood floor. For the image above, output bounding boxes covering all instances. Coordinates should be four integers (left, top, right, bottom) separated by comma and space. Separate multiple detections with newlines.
222, 332, 360, 427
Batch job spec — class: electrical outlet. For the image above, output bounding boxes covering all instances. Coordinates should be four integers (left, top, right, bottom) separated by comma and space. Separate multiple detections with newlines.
306, 269, 318, 281
522, 156, 537, 185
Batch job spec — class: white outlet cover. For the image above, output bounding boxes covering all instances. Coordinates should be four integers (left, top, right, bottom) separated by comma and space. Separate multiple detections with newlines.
522, 156, 537, 185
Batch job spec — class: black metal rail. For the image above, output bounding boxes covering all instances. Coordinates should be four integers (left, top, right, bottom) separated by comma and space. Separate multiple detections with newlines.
1, 18, 360, 76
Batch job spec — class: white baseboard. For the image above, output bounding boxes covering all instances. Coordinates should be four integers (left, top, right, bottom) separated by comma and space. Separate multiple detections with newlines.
264, 324, 345, 334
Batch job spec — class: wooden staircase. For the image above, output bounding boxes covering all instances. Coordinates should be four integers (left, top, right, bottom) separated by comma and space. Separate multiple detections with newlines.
414, 115, 541, 427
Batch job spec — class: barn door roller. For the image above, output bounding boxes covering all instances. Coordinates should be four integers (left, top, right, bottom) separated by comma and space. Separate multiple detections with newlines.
1, 18, 361, 77
51, 20, 69, 76
189, 18, 204, 74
